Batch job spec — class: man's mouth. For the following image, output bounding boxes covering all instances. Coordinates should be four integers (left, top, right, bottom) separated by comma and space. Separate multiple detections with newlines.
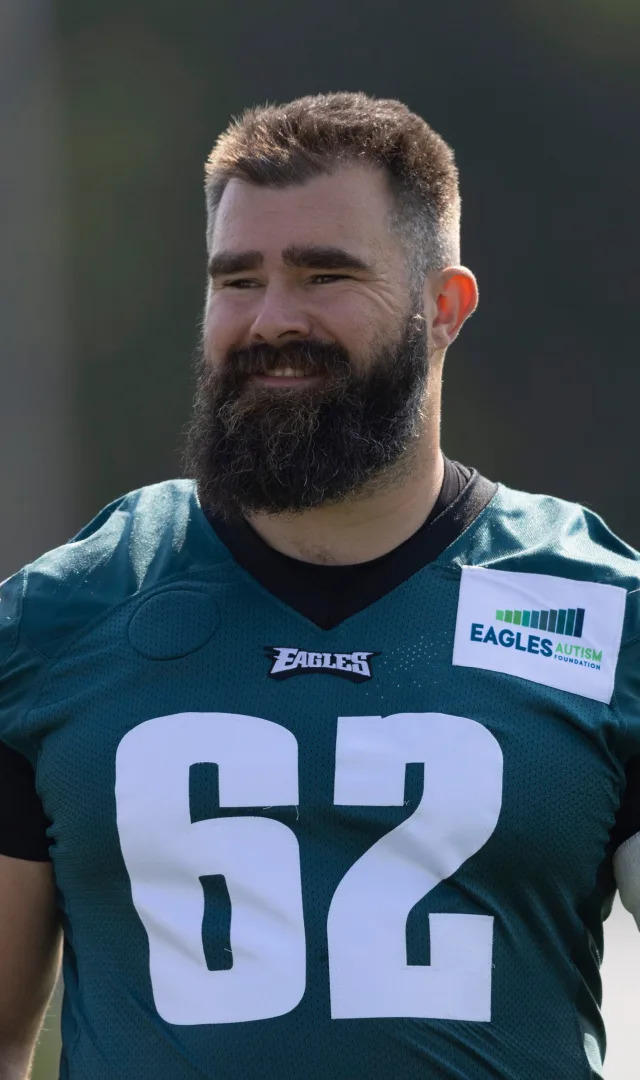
250, 368, 325, 387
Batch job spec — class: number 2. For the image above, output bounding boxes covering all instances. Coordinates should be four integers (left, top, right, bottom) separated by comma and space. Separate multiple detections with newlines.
116, 711, 503, 1025
329, 713, 502, 1019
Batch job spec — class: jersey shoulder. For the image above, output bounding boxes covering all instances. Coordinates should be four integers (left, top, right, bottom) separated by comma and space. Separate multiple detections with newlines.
0, 480, 229, 750
448, 481, 640, 627
447, 481, 640, 724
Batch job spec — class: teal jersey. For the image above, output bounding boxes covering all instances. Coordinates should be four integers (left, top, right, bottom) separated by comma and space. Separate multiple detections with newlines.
1, 478, 640, 1079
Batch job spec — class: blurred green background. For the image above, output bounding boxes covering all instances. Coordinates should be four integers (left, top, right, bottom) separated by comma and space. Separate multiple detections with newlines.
1, 1, 638, 1076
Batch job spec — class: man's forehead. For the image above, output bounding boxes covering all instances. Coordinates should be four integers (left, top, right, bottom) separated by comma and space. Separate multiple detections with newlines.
210, 167, 394, 254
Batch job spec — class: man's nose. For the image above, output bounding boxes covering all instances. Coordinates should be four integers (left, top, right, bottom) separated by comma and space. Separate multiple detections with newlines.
248, 283, 312, 345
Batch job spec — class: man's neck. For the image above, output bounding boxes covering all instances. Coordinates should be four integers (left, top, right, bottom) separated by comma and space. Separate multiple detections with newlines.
246, 446, 445, 566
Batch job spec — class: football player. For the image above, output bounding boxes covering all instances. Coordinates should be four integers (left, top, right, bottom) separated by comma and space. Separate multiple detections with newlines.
1, 91, 639, 1080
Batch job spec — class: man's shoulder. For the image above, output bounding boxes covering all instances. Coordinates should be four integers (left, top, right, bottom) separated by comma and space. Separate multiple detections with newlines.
450, 480, 640, 645
464, 480, 639, 575
0, 479, 227, 666
497, 482, 639, 570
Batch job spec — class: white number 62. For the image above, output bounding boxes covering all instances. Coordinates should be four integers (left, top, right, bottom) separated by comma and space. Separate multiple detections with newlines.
116, 711, 503, 1026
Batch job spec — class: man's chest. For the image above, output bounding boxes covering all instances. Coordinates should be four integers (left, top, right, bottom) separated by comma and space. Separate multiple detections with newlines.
28, 582, 624, 1004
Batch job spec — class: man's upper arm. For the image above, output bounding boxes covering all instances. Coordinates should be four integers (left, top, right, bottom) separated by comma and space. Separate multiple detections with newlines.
0, 854, 61, 1054
0, 745, 56, 1076
612, 749, 640, 927
612, 635, 640, 925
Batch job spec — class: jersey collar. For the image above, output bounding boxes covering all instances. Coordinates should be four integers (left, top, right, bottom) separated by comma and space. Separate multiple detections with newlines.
206, 465, 497, 630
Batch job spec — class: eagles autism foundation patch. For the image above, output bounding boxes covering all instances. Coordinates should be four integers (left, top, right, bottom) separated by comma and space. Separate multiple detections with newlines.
453, 566, 626, 703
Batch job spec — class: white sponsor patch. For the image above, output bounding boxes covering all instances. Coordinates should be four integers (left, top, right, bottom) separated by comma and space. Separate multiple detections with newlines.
453, 567, 626, 703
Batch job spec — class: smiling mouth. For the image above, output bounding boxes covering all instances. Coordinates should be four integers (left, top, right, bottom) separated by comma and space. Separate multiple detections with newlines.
250, 370, 325, 387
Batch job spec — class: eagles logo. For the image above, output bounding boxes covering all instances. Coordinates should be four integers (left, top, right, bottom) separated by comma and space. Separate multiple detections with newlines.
265, 646, 379, 682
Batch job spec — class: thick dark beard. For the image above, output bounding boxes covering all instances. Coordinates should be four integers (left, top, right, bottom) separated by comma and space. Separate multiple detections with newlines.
184, 313, 429, 521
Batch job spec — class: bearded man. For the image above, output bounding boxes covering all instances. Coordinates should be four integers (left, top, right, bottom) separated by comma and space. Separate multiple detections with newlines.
1, 92, 640, 1080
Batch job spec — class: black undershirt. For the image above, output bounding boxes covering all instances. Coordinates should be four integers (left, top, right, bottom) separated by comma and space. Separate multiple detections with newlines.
209, 459, 493, 629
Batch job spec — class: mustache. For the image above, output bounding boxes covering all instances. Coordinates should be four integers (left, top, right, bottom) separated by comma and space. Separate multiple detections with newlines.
224, 339, 352, 379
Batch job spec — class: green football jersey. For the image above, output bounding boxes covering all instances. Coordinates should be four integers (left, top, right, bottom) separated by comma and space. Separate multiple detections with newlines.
1, 478, 640, 1079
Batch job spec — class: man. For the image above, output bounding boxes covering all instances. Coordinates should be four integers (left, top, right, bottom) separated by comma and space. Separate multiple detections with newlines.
1, 91, 639, 1080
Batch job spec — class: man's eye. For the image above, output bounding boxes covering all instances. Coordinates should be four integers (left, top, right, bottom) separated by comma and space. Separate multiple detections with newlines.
220, 274, 348, 288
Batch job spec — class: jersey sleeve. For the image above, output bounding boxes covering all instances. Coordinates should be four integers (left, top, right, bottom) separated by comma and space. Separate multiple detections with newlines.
0, 740, 51, 859
0, 570, 51, 859
0, 488, 174, 862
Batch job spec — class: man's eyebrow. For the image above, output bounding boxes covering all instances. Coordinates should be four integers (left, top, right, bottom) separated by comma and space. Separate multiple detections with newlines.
208, 250, 264, 278
281, 244, 372, 273
207, 245, 373, 279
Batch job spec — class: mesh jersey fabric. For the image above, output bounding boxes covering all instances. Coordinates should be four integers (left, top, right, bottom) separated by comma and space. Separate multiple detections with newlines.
1, 478, 640, 1080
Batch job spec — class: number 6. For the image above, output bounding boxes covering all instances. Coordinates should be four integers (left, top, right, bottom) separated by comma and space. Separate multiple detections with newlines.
116, 712, 306, 1024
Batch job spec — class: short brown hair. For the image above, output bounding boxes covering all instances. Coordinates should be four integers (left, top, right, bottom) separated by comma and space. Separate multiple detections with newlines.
204, 92, 460, 281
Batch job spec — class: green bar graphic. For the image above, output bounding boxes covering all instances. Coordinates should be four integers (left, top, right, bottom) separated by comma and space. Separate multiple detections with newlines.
494, 604, 585, 637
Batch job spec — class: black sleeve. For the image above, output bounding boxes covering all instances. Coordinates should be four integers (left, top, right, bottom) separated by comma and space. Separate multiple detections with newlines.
0, 739, 51, 860
610, 753, 640, 850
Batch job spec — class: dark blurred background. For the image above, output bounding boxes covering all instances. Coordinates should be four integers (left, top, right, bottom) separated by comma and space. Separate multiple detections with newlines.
3, 0, 640, 579
1, 1, 638, 1076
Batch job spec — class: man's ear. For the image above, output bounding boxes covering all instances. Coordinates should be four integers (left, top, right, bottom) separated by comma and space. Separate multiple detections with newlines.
430, 268, 478, 350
